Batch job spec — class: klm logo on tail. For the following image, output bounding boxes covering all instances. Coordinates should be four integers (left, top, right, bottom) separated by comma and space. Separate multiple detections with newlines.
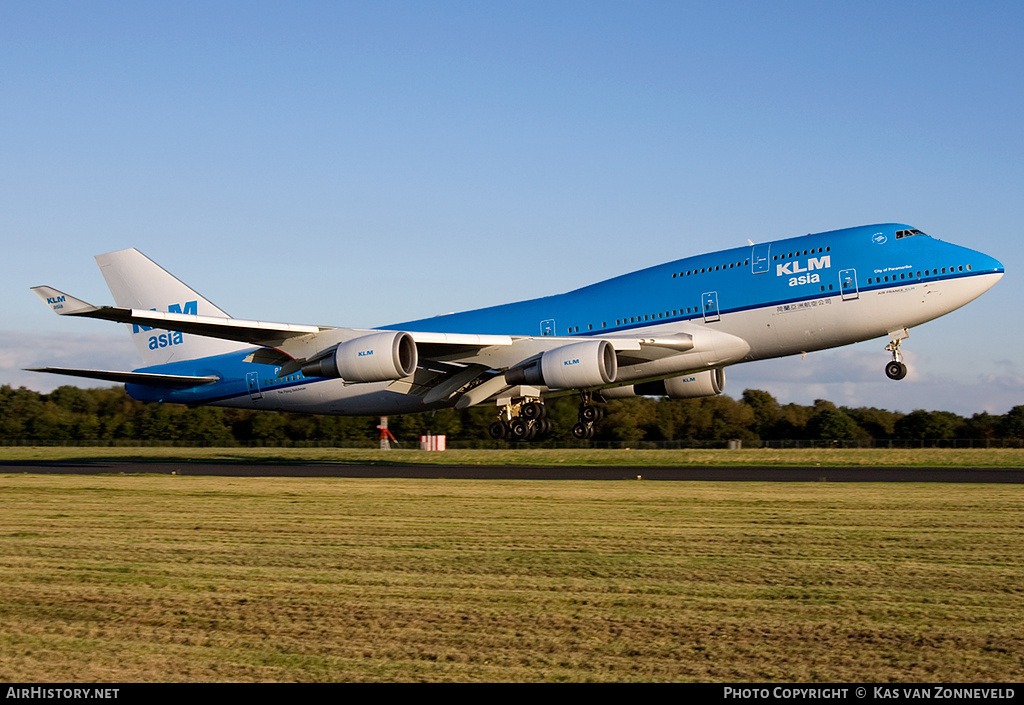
132, 300, 197, 350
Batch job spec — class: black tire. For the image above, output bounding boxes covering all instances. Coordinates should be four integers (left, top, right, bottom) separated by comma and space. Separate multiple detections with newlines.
571, 422, 590, 440
509, 418, 530, 439
885, 361, 908, 380
488, 421, 509, 440
521, 402, 543, 420
579, 404, 600, 423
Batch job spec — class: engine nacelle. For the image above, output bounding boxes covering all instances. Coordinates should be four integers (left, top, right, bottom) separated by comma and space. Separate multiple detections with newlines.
659, 368, 725, 398
505, 340, 617, 389
301, 331, 418, 383
605, 368, 726, 399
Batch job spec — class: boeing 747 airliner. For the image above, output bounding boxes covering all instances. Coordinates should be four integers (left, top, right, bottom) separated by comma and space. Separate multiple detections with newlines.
30, 223, 1003, 440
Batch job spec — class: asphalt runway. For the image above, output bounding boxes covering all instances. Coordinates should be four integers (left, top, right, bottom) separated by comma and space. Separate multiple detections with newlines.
1, 460, 1022, 482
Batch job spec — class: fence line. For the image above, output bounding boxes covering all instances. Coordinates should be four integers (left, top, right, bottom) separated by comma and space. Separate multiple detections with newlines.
2, 438, 1023, 449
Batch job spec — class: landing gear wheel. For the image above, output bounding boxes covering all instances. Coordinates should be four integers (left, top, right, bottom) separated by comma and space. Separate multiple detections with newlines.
571, 422, 594, 440
579, 404, 601, 423
521, 401, 545, 420
885, 360, 908, 380
884, 329, 909, 381
488, 421, 509, 440
509, 418, 531, 440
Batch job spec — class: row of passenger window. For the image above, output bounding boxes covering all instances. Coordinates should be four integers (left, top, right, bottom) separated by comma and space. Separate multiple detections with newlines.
672, 259, 749, 278
867, 264, 972, 285
266, 372, 305, 384
565, 306, 705, 334
773, 246, 830, 260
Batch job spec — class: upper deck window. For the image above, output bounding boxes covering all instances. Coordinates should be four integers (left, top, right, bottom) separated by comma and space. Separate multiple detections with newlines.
895, 228, 928, 239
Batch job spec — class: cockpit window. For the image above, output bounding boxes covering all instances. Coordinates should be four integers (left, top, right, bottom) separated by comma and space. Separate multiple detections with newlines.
895, 228, 927, 239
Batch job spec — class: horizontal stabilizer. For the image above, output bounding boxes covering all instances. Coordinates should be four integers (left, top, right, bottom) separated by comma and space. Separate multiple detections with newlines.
31, 286, 100, 316
26, 367, 220, 388
31, 286, 325, 347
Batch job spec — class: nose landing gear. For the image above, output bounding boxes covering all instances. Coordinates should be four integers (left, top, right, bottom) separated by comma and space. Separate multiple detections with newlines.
884, 328, 909, 380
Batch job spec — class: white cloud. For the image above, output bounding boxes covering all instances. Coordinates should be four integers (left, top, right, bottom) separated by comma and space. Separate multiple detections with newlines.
726, 345, 1022, 416
0, 330, 138, 393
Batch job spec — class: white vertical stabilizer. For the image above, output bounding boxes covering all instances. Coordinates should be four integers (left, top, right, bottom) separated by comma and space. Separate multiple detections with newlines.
95, 248, 250, 366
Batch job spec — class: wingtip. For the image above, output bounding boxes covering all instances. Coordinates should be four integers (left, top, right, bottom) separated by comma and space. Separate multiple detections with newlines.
30, 286, 97, 315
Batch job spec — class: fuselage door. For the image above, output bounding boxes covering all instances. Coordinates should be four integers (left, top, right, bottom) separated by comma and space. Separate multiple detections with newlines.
702, 291, 720, 323
839, 269, 859, 301
751, 243, 771, 274
246, 371, 263, 400
540, 319, 555, 336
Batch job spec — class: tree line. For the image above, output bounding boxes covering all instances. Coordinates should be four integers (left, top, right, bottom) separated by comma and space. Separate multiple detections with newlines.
3, 383, 1024, 447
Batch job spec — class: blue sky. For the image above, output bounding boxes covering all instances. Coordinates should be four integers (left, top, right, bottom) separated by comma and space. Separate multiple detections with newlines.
2, 1, 1022, 415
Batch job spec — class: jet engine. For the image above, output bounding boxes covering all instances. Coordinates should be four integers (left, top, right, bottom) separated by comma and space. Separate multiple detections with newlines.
301, 331, 418, 382
603, 368, 725, 399
505, 340, 617, 389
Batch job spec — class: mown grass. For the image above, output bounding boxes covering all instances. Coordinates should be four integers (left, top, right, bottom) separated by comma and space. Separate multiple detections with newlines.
3, 445, 1024, 467
0, 474, 1022, 682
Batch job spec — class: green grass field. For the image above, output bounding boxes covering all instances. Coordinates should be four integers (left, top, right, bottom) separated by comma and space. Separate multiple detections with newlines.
1, 472, 1022, 682
3, 445, 1024, 467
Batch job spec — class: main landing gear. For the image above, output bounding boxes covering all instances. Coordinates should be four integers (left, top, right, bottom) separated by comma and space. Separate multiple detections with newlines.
571, 391, 602, 440
488, 398, 553, 441
488, 392, 606, 442
884, 328, 909, 380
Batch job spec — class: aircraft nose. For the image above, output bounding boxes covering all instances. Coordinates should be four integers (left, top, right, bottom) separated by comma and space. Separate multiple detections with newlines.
968, 249, 1004, 298
978, 251, 1004, 276
957, 239, 1004, 276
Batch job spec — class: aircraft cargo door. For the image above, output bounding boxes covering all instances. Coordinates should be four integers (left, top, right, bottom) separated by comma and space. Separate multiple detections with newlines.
840, 269, 859, 301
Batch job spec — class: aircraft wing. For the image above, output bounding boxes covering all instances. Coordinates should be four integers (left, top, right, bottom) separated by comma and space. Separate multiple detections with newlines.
423, 333, 706, 408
